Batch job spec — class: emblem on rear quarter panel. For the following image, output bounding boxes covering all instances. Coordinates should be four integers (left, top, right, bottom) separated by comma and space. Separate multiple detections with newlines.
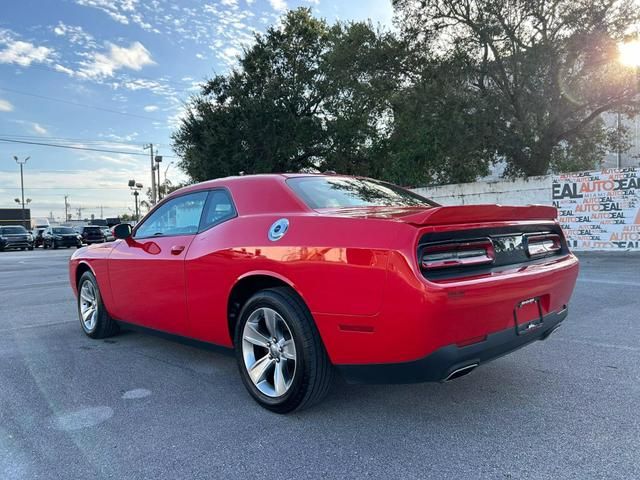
268, 218, 289, 241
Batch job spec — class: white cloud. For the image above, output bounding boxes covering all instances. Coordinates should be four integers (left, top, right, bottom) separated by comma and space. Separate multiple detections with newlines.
32, 123, 48, 135
53, 64, 75, 76
269, 0, 287, 11
0, 39, 54, 67
52, 22, 96, 48
74, 0, 131, 25
143, 104, 159, 112
221, 0, 238, 6
218, 46, 241, 65
79, 41, 155, 79
0, 99, 13, 112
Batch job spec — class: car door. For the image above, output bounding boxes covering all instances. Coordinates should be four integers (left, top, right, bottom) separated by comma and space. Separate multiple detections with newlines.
108, 191, 208, 335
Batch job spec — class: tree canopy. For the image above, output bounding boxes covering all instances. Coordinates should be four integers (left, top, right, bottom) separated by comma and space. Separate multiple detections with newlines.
173, 4, 640, 185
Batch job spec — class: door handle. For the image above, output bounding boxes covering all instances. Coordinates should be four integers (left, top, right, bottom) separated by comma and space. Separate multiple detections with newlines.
170, 245, 185, 255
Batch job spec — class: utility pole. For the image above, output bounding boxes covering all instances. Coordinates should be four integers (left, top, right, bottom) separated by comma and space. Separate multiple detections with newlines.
64, 195, 70, 222
144, 144, 157, 204
13, 156, 30, 228
617, 112, 622, 169
100, 205, 104, 219
76, 207, 83, 221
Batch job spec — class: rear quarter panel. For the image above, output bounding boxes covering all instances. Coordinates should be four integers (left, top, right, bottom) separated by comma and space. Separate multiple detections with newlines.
184, 214, 404, 346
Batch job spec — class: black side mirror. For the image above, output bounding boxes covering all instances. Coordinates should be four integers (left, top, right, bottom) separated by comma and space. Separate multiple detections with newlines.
113, 223, 132, 240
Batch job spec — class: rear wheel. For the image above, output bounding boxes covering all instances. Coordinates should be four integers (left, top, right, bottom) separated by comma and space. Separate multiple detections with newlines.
77, 271, 119, 339
53, 242, 58, 249
234, 288, 332, 413
28, 246, 34, 251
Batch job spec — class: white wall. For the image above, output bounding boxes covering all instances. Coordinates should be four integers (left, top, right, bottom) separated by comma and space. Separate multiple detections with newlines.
411, 168, 640, 251
411, 175, 552, 206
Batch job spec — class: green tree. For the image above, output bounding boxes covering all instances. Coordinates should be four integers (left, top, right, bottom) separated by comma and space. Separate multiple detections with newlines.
173, 9, 330, 181
173, 8, 493, 185
393, 0, 640, 176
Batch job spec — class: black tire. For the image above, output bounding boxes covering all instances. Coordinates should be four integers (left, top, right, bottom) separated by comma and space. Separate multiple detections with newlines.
53, 242, 58, 249
43, 242, 47, 249
77, 271, 119, 339
76, 245, 82, 249
234, 287, 332, 413
28, 247, 34, 251
21, 247, 26, 251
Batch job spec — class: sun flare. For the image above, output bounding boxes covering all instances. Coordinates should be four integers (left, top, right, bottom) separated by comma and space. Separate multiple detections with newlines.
619, 39, 640, 67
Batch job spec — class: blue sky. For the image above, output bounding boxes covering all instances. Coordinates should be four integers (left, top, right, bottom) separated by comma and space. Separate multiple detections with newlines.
0, 0, 393, 221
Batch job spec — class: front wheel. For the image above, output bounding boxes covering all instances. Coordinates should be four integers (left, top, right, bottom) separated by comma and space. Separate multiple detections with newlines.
53, 242, 58, 249
234, 287, 332, 413
77, 271, 119, 339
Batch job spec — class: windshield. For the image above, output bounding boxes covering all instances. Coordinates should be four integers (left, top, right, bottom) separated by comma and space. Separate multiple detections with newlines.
0, 226, 27, 234
53, 227, 76, 234
287, 177, 436, 209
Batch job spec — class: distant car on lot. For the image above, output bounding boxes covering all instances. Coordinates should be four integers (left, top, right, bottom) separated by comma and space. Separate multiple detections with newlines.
43, 226, 83, 249
101, 227, 115, 242
77, 225, 106, 244
69, 174, 579, 413
0, 225, 34, 251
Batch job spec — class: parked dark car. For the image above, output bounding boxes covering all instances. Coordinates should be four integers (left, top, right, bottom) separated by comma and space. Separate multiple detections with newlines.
43, 226, 83, 249
101, 227, 115, 242
78, 225, 106, 244
33, 227, 47, 247
0, 225, 34, 251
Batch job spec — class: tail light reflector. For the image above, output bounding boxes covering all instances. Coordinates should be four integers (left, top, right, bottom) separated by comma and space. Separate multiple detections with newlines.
421, 239, 495, 270
526, 234, 561, 257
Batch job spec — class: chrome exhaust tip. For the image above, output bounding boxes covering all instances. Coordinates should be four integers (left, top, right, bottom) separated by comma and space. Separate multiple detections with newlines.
444, 363, 479, 382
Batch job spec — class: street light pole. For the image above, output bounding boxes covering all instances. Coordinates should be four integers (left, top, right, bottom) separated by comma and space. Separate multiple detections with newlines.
13, 156, 30, 228
128, 180, 144, 222
144, 144, 156, 205
155, 155, 163, 200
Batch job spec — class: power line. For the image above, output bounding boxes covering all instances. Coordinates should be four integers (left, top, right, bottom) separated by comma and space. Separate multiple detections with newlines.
0, 137, 178, 157
0, 186, 132, 190
0, 86, 165, 122
0, 133, 172, 150
0, 133, 146, 146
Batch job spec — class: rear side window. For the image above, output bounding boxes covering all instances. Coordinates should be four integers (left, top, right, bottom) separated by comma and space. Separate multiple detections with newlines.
200, 190, 236, 231
287, 177, 436, 209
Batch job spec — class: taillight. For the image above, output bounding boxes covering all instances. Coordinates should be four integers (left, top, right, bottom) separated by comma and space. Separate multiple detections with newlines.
421, 239, 495, 270
526, 234, 561, 257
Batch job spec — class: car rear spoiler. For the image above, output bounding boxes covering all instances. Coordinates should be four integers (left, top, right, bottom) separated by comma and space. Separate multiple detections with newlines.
400, 204, 558, 226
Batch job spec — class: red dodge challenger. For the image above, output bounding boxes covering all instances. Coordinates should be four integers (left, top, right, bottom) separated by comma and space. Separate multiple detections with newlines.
69, 174, 579, 412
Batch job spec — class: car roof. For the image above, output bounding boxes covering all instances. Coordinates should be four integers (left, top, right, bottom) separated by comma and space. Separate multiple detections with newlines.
167, 174, 327, 215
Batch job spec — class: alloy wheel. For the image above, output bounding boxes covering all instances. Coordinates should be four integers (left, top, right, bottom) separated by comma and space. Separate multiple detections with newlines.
241, 307, 297, 398
79, 280, 98, 332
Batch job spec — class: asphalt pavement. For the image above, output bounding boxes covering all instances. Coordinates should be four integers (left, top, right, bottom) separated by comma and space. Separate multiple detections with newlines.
1, 248, 638, 479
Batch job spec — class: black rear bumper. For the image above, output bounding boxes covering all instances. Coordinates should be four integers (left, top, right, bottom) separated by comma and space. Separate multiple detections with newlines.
336, 308, 568, 384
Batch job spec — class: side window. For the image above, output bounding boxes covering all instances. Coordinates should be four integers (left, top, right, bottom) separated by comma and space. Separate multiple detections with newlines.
200, 189, 237, 231
134, 191, 208, 238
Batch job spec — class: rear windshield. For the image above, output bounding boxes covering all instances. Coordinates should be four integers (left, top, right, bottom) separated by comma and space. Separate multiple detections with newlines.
287, 177, 436, 209
84, 227, 102, 233
53, 227, 75, 234
0, 226, 27, 234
